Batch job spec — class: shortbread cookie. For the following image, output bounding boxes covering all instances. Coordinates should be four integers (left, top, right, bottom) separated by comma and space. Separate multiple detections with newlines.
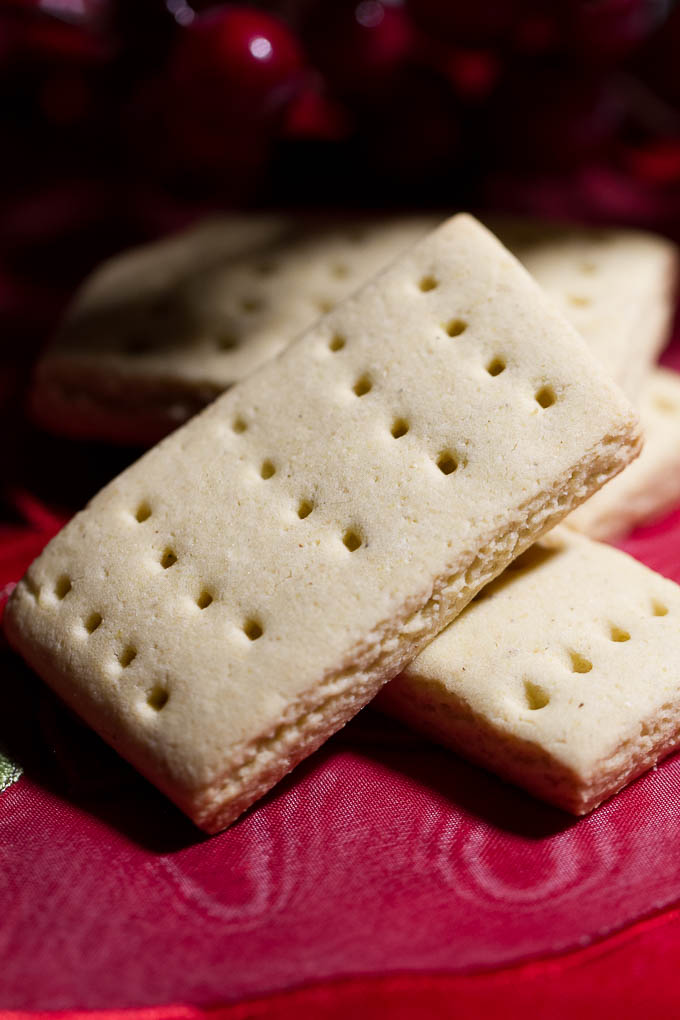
32, 216, 675, 443
493, 219, 677, 400
6, 215, 641, 832
379, 527, 680, 814
32, 215, 437, 443
568, 369, 680, 540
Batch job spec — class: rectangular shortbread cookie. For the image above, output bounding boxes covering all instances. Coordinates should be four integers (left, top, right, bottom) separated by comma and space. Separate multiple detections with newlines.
32, 215, 675, 443
378, 527, 680, 814
492, 218, 677, 401
6, 214, 640, 832
567, 368, 680, 540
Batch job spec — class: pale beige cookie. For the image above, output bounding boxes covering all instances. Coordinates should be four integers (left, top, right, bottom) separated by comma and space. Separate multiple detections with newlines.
568, 368, 680, 540
492, 218, 677, 400
32, 215, 437, 443
6, 215, 640, 832
379, 527, 680, 815
32, 215, 675, 443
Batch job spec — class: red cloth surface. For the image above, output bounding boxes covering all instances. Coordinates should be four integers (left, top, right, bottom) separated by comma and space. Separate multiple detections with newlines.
3, 339, 680, 1013
7, 900, 680, 1020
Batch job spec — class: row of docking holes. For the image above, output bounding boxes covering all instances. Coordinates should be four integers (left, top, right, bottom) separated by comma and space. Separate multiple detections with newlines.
327, 274, 556, 408
227, 289, 556, 491
48, 548, 672, 718
214, 292, 336, 352
127, 258, 353, 355
127, 265, 577, 394
48, 538, 269, 712
417, 273, 557, 405
523, 602, 671, 712
206, 238, 453, 350
224, 296, 493, 513
205, 273, 561, 410
48, 571, 172, 711
234, 406, 463, 481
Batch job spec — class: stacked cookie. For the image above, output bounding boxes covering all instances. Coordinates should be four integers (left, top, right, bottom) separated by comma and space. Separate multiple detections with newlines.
7, 213, 680, 829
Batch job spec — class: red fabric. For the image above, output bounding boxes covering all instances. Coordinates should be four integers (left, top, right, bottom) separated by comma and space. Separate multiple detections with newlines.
4, 336, 680, 1013
5, 905, 680, 1019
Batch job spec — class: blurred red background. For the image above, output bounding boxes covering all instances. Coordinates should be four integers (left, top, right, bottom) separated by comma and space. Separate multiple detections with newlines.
2, 0, 680, 376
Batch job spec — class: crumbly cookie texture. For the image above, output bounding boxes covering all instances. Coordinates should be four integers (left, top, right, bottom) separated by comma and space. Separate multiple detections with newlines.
7, 214, 640, 832
567, 368, 680, 540
379, 527, 680, 815
31, 214, 675, 442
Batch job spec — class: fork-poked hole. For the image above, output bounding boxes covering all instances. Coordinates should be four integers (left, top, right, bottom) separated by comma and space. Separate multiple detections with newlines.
84, 612, 102, 634
436, 451, 459, 475
147, 684, 169, 711
343, 529, 362, 552
353, 374, 373, 397
135, 501, 151, 523
161, 548, 177, 569
297, 499, 314, 519
217, 331, 239, 350
244, 618, 263, 641
119, 645, 137, 668
570, 651, 592, 673
241, 297, 264, 313
524, 680, 550, 711
391, 418, 410, 439
445, 318, 467, 337
535, 385, 556, 409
